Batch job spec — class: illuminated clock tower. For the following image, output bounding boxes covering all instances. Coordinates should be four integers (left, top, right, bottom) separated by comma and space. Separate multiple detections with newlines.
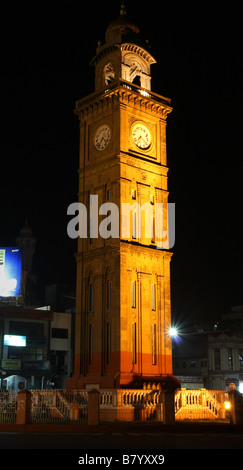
67, 4, 177, 390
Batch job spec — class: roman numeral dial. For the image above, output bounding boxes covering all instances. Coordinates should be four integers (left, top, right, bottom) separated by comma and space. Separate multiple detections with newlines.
132, 123, 151, 150
94, 125, 111, 151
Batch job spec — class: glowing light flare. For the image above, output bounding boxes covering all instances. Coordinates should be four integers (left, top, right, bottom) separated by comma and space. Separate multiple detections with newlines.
166, 325, 182, 344
140, 89, 151, 98
169, 327, 178, 338
224, 401, 231, 410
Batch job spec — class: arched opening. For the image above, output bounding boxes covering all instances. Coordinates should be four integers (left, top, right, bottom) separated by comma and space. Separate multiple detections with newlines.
132, 75, 141, 87
103, 63, 115, 86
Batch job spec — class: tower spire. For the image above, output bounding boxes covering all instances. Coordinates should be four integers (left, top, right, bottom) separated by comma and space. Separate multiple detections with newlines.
120, 1, 126, 16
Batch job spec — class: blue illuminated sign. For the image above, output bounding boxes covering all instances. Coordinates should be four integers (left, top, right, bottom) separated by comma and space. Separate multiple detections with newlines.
0, 247, 22, 297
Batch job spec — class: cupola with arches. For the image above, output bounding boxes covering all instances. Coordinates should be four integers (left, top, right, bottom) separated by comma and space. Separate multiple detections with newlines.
90, 1, 156, 91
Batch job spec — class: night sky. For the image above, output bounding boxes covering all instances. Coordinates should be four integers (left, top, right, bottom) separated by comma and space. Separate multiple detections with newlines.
0, 1, 242, 327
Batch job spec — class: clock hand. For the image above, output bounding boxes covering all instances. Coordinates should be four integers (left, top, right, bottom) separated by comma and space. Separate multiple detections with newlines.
140, 135, 147, 146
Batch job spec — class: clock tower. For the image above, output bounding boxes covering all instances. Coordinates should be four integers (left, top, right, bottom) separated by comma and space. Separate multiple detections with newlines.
67, 4, 177, 390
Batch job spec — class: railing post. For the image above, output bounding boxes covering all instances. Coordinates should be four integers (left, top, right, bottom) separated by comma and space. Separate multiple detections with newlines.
88, 388, 100, 425
161, 390, 175, 424
52, 390, 57, 407
201, 389, 206, 406
159, 377, 180, 425
69, 403, 80, 421
16, 390, 32, 425
181, 388, 187, 407
229, 384, 243, 425
156, 392, 163, 421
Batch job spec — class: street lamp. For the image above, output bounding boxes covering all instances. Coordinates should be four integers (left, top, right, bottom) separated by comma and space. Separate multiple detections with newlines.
169, 327, 178, 338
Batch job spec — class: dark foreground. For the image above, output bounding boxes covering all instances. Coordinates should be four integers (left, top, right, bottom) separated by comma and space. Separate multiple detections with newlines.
0, 425, 242, 467
0, 428, 243, 449
0, 423, 243, 444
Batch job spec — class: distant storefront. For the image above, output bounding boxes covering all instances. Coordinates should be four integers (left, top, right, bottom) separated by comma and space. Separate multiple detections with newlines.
0, 304, 73, 390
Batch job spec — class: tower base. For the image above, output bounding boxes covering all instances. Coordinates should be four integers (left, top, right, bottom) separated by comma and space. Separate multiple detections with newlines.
66, 373, 180, 391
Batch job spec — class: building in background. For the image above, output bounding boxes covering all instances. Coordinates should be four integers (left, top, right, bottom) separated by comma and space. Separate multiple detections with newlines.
207, 306, 243, 391
0, 222, 76, 390
0, 304, 53, 390
172, 332, 208, 390
0, 304, 73, 390
50, 311, 72, 389
45, 283, 76, 314
172, 306, 243, 392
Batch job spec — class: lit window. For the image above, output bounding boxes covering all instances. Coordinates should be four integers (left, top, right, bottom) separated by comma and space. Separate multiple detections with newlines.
107, 280, 111, 309
88, 324, 93, 365
52, 328, 68, 339
89, 284, 94, 311
151, 284, 156, 311
132, 212, 137, 239
103, 63, 115, 86
131, 281, 136, 308
132, 322, 136, 364
214, 348, 221, 370
106, 322, 111, 364
151, 212, 155, 243
239, 350, 243, 370
107, 210, 111, 239
228, 348, 233, 370
152, 324, 156, 365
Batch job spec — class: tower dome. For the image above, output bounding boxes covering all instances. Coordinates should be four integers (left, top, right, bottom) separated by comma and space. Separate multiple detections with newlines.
90, 1, 156, 92
16, 222, 36, 273
105, 2, 140, 45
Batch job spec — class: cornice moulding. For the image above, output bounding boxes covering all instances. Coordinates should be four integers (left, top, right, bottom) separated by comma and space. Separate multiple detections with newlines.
75, 80, 172, 121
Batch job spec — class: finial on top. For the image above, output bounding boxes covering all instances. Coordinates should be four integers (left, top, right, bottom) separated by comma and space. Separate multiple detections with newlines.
120, 1, 126, 16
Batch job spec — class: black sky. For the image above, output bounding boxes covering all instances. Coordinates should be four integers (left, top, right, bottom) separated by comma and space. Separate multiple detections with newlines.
0, 1, 242, 325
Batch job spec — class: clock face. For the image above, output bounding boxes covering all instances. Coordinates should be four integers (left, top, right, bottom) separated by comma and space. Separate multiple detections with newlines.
132, 123, 151, 150
94, 125, 111, 151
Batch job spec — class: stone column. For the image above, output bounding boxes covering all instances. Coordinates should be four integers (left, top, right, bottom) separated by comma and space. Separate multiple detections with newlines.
69, 403, 80, 421
16, 389, 32, 425
229, 384, 243, 425
161, 390, 175, 425
88, 388, 100, 425
159, 376, 181, 425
